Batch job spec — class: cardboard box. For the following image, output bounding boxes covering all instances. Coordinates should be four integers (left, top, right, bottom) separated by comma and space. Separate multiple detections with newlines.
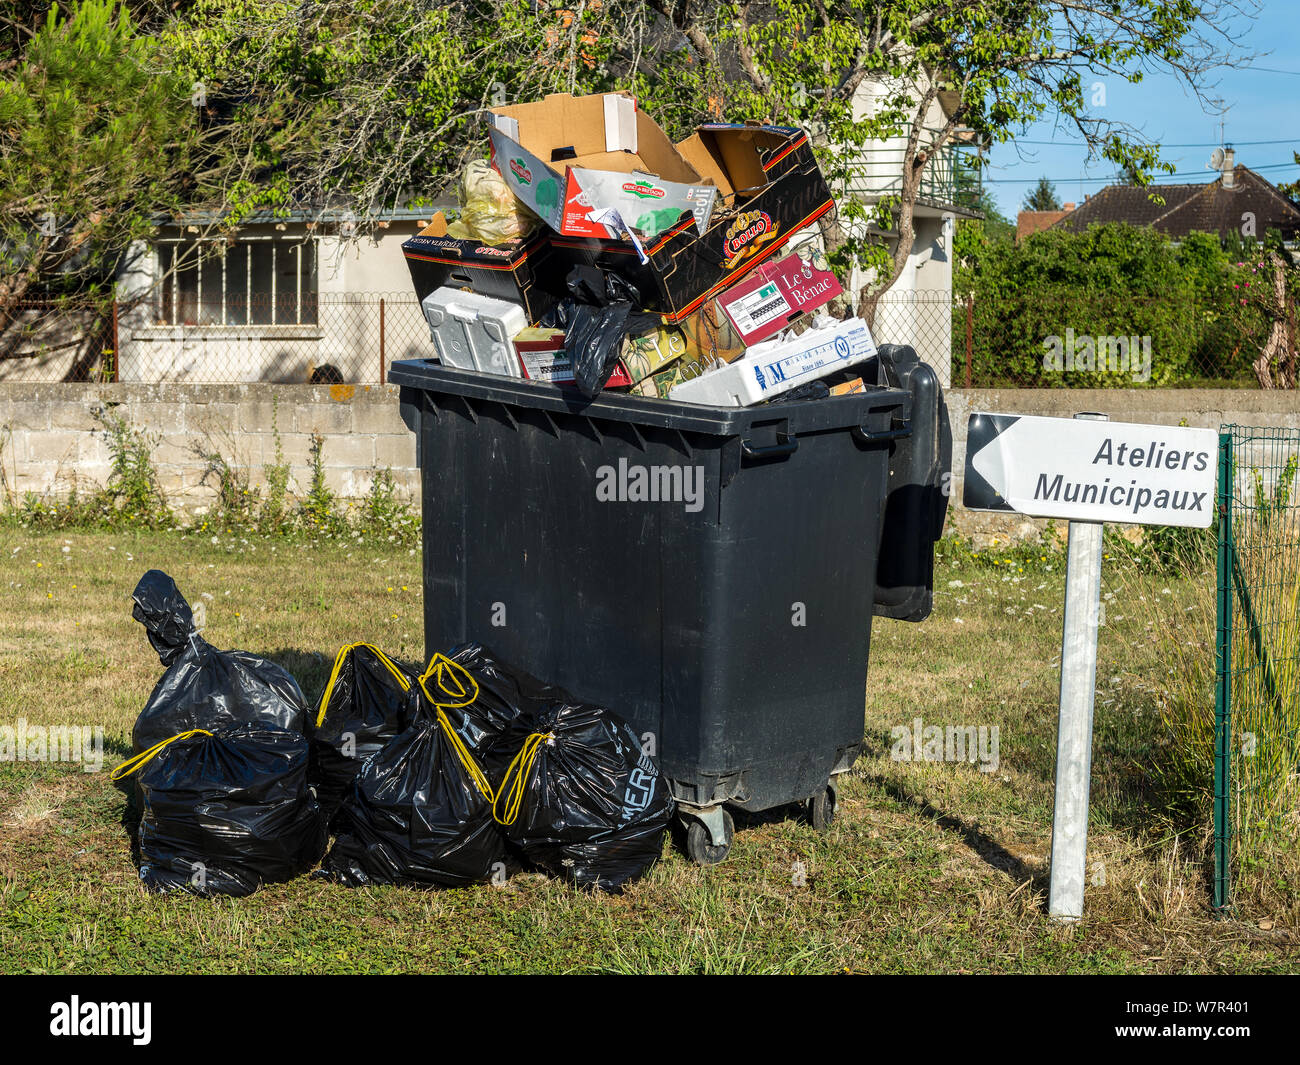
488, 93, 717, 241
668, 317, 877, 407
715, 247, 843, 344
513, 327, 632, 387
674, 303, 747, 365
548, 122, 835, 323
401, 212, 561, 323
829, 376, 867, 396
619, 324, 689, 385
629, 348, 724, 399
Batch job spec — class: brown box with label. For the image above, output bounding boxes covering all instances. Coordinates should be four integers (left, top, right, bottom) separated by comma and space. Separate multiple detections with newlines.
547, 122, 835, 323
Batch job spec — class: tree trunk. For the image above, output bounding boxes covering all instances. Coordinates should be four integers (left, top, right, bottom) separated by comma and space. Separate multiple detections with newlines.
855, 153, 925, 325
815, 210, 855, 319
1252, 253, 1293, 389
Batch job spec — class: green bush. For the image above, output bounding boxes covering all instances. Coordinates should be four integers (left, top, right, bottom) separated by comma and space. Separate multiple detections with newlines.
955, 221, 1271, 387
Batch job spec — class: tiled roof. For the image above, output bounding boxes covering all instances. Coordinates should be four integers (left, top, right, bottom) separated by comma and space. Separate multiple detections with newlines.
1016, 209, 1071, 241
1051, 168, 1300, 240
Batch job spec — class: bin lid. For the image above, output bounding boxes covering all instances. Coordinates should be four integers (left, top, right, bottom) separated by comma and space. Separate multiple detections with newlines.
389, 359, 911, 437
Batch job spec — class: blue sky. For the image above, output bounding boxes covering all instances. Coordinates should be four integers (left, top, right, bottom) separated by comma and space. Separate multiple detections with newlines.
985, 0, 1300, 217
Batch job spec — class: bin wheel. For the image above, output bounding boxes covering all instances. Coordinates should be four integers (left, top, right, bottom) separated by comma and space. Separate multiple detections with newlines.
685, 810, 734, 865
808, 784, 837, 832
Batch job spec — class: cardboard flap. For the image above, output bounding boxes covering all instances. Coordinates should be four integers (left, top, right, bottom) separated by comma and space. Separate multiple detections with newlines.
674, 133, 735, 198
632, 110, 700, 184
492, 114, 520, 142
491, 92, 639, 161
418, 212, 450, 237
680, 127, 793, 199
604, 94, 637, 153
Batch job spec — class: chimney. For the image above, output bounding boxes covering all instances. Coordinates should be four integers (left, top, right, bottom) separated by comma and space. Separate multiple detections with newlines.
1222, 146, 1236, 189
1063, 202, 1076, 211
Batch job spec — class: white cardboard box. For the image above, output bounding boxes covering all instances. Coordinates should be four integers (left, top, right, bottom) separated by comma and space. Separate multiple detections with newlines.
668, 317, 877, 406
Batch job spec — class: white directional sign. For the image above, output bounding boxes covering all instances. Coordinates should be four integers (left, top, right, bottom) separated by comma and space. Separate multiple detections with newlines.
964, 412, 1217, 528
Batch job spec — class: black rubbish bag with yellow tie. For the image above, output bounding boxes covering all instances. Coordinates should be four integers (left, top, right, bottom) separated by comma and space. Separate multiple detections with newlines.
320, 654, 507, 888
110, 722, 328, 897
130, 570, 308, 753
307, 642, 420, 826
491, 695, 675, 893
425, 643, 561, 784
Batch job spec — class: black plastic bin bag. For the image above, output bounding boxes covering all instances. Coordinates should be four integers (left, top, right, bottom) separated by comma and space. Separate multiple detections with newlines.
131, 570, 307, 752
110, 722, 327, 897
420, 644, 561, 785
493, 699, 674, 892
321, 689, 505, 889
309, 642, 419, 824
543, 266, 658, 398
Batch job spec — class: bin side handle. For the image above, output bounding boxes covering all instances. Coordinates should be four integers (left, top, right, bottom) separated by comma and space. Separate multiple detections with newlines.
740, 429, 798, 459
853, 418, 911, 444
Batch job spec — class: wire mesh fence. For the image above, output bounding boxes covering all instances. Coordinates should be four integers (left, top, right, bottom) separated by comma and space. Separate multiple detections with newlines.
0, 293, 432, 385
0, 288, 1286, 388
1213, 425, 1300, 911
866, 290, 1277, 388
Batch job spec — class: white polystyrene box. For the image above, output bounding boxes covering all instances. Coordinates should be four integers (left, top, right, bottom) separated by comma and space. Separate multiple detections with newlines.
421, 287, 528, 378
669, 317, 878, 406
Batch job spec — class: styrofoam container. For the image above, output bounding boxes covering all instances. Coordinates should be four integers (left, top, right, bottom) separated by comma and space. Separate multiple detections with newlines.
669, 317, 877, 406
421, 287, 528, 378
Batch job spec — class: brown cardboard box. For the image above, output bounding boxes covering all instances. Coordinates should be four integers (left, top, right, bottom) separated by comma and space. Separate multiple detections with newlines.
488, 93, 717, 241
547, 122, 835, 323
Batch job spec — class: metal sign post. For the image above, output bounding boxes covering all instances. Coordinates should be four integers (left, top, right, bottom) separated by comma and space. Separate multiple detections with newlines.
1047, 413, 1106, 921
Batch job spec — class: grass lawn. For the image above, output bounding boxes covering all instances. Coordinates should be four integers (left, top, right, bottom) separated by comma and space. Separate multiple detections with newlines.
1, 527, 1296, 974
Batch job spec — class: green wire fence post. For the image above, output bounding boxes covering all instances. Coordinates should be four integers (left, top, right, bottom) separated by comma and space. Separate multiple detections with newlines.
1213, 429, 1234, 913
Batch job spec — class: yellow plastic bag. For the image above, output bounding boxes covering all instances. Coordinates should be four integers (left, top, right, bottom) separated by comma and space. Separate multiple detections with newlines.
446, 160, 539, 244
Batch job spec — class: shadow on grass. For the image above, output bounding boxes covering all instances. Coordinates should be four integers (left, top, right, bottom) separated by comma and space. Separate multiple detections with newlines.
111, 774, 143, 866
863, 770, 1051, 904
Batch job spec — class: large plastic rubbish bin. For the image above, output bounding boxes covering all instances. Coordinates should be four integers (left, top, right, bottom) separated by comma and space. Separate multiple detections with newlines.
391, 344, 949, 862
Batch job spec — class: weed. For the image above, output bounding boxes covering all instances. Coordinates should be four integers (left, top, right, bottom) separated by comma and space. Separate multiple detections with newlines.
260, 397, 292, 535
356, 468, 418, 546
96, 408, 172, 528
192, 436, 259, 532
935, 531, 1066, 575
298, 433, 344, 535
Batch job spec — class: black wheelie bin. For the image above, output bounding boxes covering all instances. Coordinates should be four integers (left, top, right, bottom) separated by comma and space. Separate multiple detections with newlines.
390, 343, 950, 863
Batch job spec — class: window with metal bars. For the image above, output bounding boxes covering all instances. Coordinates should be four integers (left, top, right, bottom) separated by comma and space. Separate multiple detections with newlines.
155, 237, 319, 326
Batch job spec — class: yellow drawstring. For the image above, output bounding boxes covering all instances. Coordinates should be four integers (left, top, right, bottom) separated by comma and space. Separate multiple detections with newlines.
417, 652, 494, 803
315, 642, 411, 728
492, 732, 553, 826
417, 653, 478, 711
436, 707, 496, 802
109, 729, 212, 782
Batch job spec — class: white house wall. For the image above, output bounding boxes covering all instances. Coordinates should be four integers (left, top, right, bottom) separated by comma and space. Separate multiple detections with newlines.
116, 223, 425, 384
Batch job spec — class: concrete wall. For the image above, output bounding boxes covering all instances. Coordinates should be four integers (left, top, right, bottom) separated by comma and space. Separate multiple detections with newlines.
0, 383, 416, 512
1, 383, 1297, 525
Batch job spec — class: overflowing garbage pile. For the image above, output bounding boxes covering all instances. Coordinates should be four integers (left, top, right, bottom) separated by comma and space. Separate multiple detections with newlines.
114, 572, 673, 897
403, 91, 878, 404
